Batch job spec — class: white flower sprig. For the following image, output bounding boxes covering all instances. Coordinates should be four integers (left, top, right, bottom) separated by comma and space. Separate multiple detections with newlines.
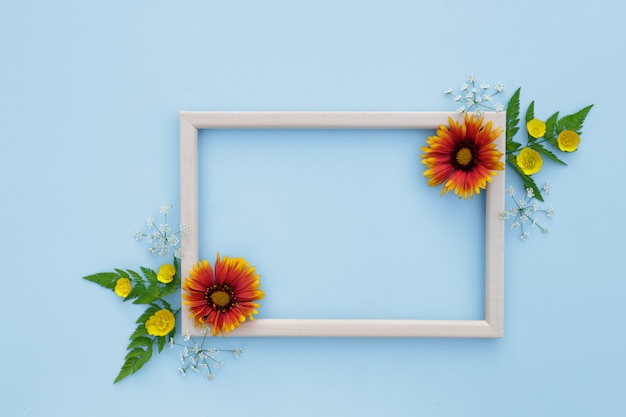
499, 183, 554, 240
173, 327, 244, 382
444, 74, 505, 115
134, 204, 191, 258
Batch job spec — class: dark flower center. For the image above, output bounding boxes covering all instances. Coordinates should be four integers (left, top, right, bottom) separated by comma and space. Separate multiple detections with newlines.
204, 284, 236, 312
452, 140, 478, 171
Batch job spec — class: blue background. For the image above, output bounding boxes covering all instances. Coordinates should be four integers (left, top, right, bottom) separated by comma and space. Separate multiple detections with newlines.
1, 0, 624, 415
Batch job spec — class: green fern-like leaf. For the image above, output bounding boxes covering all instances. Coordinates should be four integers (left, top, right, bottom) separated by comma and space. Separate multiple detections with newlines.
525, 100, 535, 124
129, 323, 148, 340
543, 111, 559, 144
157, 335, 168, 353
126, 269, 143, 281
114, 356, 140, 384
114, 344, 154, 384
556, 105, 593, 134
529, 143, 567, 165
506, 87, 521, 143
141, 266, 158, 283
127, 336, 153, 350
135, 304, 162, 325
132, 285, 161, 304
83, 272, 119, 290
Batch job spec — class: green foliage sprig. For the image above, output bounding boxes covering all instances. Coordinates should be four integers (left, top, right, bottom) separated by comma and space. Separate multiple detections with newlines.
83, 258, 181, 383
505, 87, 593, 201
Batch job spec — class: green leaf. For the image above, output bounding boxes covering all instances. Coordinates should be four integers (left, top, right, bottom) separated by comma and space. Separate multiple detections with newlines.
525, 100, 535, 124
113, 344, 153, 384
141, 267, 158, 283
127, 336, 153, 350
135, 305, 162, 325
507, 139, 522, 154
556, 104, 593, 134
158, 282, 179, 299
132, 285, 161, 304
129, 323, 148, 340
114, 268, 128, 277
157, 335, 167, 353
126, 269, 143, 281
114, 356, 140, 384
505, 87, 521, 142
529, 143, 567, 165
543, 111, 560, 145
125, 347, 147, 360
83, 272, 119, 290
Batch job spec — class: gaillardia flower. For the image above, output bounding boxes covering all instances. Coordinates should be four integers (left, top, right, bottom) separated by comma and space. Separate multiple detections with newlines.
157, 263, 176, 283
421, 114, 504, 199
114, 277, 132, 298
145, 309, 175, 336
183, 254, 264, 336
516, 147, 543, 175
557, 130, 580, 152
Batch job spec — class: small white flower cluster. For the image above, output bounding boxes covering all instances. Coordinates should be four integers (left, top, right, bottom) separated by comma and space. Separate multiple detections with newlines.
499, 184, 553, 240
173, 328, 244, 382
134, 204, 191, 258
444, 74, 505, 115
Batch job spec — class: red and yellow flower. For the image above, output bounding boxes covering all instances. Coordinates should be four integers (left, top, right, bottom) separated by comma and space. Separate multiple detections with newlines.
183, 254, 264, 336
421, 114, 504, 199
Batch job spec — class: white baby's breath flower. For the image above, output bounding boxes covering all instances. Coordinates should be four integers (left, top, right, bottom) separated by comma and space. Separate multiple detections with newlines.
543, 182, 552, 194
160, 204, 170, 214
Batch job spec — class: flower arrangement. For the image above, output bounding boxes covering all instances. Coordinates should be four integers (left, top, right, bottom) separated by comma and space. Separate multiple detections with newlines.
83, 205, 264, 383
432, 75, 593, 238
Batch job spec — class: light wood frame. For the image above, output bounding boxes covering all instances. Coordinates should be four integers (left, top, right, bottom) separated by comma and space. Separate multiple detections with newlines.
180, 111, 505, 338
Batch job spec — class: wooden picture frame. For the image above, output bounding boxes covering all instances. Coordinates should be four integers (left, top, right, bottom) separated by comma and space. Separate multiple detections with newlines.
180, 111, 505, 338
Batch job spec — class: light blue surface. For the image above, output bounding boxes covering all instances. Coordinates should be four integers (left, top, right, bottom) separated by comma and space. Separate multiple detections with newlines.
1, 0, 624, 415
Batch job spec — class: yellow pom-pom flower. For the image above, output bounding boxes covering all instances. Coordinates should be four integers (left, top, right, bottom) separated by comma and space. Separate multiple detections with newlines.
114, 277, 132, 298
527, 119, 546, 138
516, 147, 543, 175
145, 309, 175, 336
157, 263, 176, 283
557, 130, 580, 152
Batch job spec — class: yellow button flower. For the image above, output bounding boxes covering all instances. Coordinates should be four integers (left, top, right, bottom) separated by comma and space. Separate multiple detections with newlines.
527, 119, 546, 139
516, 147, 543, 175
145, 309, 175, 336
114, 277, 132, 298
557, 130, 580, 152
157, 264, 176, 283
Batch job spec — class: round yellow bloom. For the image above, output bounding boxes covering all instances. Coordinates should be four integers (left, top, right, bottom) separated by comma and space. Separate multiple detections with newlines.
516, 147, 543, 175
145, 309, 175, 336
557, 130, 580, 152
527, 119, 546, 139
157, 263, 176, 283
114, 277, 132, 298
